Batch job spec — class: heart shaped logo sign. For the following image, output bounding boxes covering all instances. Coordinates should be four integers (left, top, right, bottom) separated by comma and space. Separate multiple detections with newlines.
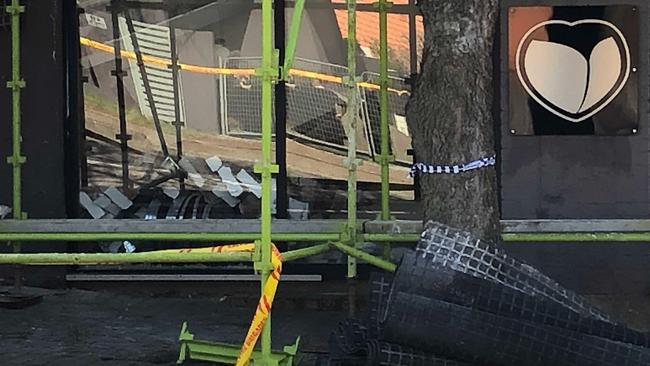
516, 20, 630, 123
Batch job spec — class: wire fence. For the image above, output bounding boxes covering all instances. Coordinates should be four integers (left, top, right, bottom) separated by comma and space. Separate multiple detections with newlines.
79, 30, 412, 162
222, 57, 411, 158
360, 72, 411, 163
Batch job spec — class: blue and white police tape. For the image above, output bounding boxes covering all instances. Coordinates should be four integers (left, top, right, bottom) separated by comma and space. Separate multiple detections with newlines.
410, 155, 496, 177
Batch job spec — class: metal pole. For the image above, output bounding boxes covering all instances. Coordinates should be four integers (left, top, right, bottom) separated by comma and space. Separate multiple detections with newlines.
282, 243, 333, 262
362, 233, 420, 242
275, 0, 288, 219
168, 22, 185, 190
6, 0, 26, 291
255, 0, 279, 362
345, 0, 360, 279
408, 0, 418, 76
332, 242, 397, 273
282, 0, 306, 78
378, 0, 393, 260
0, 252, 252, 265
109, 0, 132, 189
0, 232, 341, 242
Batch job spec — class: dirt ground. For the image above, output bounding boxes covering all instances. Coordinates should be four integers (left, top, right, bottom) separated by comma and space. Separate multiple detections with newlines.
1, 284, 349, 366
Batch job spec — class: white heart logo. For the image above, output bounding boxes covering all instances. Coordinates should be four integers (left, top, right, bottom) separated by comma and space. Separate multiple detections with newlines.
516, 20, 630, 123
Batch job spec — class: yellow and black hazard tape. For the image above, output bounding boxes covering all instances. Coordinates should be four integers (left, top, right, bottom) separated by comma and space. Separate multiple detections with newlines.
156, 243, 282, 366
80, 37, 410, 96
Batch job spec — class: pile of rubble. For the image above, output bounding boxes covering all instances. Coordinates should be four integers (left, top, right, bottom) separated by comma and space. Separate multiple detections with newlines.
323, 222, 650, 366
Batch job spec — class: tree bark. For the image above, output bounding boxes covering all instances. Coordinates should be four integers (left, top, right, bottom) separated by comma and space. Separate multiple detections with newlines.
406, 0, 501, 242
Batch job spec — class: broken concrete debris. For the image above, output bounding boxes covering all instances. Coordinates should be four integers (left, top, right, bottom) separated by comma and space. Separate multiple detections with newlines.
93, 194, 121, 216
0, 205, 11, 219
104, 187, 133, 210
79, 192, 106, 219
236, 169, 262, 198
217, 166, 244, 197
205, 155, 223, 172
178, 157, 205, 188
211, 187, 240, 208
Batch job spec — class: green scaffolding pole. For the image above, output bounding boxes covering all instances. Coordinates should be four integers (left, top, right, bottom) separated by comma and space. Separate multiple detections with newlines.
6, 0, 26, 290
345, 0, 360, 279
253, 0, 279, 360
282, 0, 306, 80
377, 0, 393, 260
0, 232, 341, 242
0, 252, 253, 265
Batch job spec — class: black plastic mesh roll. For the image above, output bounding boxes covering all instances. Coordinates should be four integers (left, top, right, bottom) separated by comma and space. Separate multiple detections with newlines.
391, 252, 650, 347
367, 273, 392, 338
364, 340, 471, 366
416, 221, 611, 321
328, 319, 369, 360
383, 291, 650, 366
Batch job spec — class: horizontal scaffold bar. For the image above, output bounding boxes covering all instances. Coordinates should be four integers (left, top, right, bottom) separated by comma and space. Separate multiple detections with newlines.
365, 219, 650, 235
0, 252, 253, 265
502, 233, 650, 242
2, 219, 650, 243
501, 219, 650, 233
282, 244, 334, 262
0, 219, 347, 233
331, 242, 397, 273
0, 232, 342, 242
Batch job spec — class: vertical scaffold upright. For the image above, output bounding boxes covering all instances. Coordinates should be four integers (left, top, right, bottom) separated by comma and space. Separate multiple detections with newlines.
108, 0, 132, 189
345, 0, 360, 279
255, 0, 279, 361
6, 0, 26, 289
377, 0, 393, 259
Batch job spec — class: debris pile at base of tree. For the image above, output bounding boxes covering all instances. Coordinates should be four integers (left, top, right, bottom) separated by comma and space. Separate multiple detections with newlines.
319, 222, 650, 366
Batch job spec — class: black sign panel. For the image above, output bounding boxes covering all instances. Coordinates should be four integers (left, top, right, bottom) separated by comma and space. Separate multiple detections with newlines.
508, 5, 639, 135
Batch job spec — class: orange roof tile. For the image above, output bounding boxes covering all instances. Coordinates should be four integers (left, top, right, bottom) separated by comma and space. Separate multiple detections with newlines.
333, 10, 423, 55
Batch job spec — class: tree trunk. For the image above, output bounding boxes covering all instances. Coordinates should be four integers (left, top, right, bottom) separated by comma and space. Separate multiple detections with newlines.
406, 0, 501, 242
